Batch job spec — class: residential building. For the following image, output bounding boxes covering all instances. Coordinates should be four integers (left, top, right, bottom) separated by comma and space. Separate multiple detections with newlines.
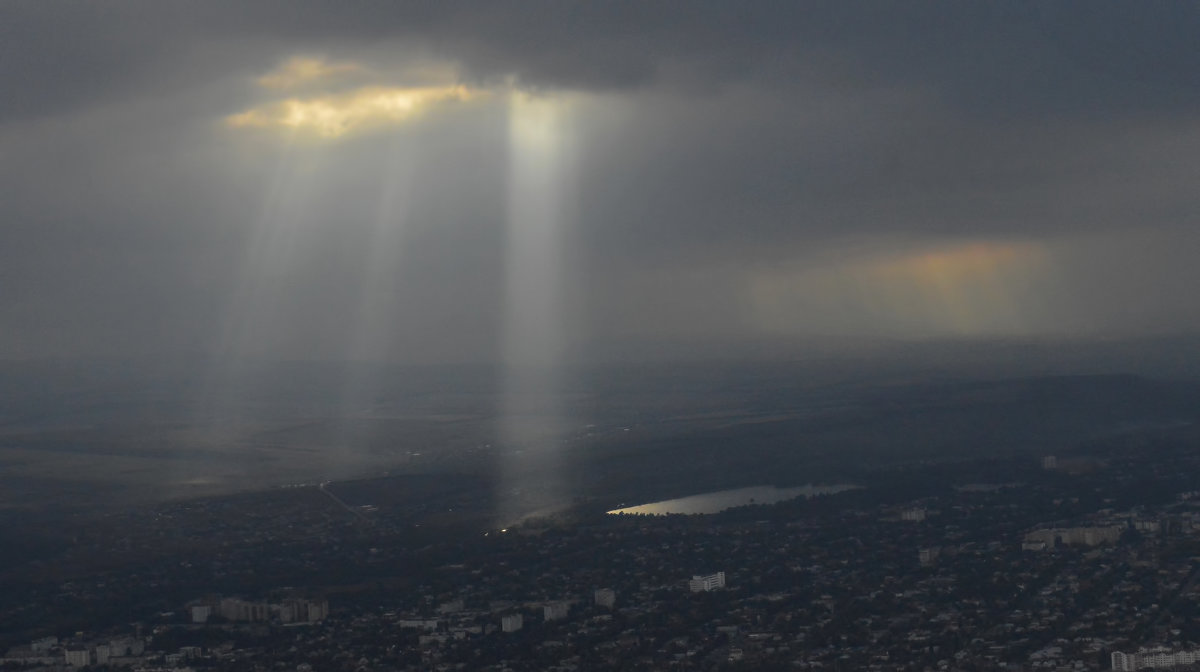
689, 572, 726, 592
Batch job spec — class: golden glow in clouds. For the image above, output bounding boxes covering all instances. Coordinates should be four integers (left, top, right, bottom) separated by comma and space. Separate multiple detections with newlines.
227, 56, 483, 138
256, 56, 363, 89
751, 241, 1051, 337
228, 85, 478, 138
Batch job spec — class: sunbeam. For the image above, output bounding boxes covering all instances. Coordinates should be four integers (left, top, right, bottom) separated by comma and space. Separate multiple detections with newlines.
197, 136, 328, 439
333, 133, 420, 476
497, 91, 578, 526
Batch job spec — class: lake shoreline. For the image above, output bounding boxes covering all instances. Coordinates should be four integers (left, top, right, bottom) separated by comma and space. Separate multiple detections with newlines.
606, 483, 861, 516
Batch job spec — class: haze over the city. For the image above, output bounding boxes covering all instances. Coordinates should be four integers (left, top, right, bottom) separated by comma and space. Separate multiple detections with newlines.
2, 1, 1199, 367
8, 7, 1200, 670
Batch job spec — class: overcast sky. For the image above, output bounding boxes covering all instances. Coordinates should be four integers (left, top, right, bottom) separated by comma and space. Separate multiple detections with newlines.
2, 1, 1199, 364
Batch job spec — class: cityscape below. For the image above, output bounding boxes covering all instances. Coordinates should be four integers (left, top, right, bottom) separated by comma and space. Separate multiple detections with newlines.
3, 367, 1200, 671
4, 2, 1200, 670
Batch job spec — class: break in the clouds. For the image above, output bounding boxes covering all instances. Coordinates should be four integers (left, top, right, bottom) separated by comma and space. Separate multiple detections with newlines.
1, 1, 1199, 362
227, 55, 483, 138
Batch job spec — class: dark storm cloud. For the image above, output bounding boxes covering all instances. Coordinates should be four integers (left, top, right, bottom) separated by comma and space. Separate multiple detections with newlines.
3, 1, 1198, 122
2, 1, 1200, 361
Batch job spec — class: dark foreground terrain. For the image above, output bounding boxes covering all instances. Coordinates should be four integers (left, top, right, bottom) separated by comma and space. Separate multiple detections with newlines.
3, 355, 1200, 669
4, 422, 1200, 670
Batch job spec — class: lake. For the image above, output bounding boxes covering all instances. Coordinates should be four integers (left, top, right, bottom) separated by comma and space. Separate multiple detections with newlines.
607, 484, 860, 516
